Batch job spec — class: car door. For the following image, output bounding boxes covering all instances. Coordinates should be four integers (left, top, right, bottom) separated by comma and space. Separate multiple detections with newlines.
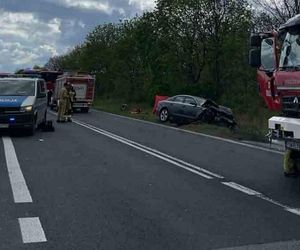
170, 96, 186, 118
182, 96, 198, 119
36, 80, 47, 123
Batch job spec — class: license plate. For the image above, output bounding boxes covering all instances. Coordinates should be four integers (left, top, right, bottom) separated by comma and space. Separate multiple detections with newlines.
286, 140, 300, 151
0, 124, 9, 128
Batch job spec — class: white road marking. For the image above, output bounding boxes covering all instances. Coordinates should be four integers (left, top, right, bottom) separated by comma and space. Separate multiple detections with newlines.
73, 119, 214, 179
222, 182, 261, 196
285, 208, 300, 216
2, 137, 33, 203
18, 217, 47, 244
90, 109, 284, 155
74, 119, 223, 179
50, 111, 300, 217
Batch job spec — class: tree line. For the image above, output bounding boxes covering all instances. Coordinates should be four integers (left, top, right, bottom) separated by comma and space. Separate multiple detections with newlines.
45, 0, 300, 111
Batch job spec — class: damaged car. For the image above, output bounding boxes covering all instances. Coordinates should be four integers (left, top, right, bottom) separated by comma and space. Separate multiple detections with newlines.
156, 95, 236, 127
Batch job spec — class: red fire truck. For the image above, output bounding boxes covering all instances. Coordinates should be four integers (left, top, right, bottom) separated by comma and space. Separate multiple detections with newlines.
51, 73, 95, 113
250, 14, 300, 174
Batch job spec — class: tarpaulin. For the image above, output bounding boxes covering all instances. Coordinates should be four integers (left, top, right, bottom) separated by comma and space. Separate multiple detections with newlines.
152, 95, 169, 114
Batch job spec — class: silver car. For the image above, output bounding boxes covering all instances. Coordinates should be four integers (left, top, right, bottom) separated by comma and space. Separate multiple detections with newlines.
156, 95, 236, 127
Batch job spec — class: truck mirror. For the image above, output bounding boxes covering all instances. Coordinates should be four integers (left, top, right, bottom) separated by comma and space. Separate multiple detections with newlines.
250, 34, 262, 47
261, 38, 276, 72
249, 48, 261, 67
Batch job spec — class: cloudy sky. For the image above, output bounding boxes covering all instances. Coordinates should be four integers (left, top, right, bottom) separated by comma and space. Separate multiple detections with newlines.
0, 0, 156, 73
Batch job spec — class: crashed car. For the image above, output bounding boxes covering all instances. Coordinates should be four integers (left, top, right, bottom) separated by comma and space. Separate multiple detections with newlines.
156, 95, 236, 127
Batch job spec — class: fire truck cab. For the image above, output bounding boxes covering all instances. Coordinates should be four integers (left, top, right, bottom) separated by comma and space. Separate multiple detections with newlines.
249, 14, 300, 173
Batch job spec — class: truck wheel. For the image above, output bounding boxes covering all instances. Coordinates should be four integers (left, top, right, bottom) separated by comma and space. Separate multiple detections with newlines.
81, 108, 89, 113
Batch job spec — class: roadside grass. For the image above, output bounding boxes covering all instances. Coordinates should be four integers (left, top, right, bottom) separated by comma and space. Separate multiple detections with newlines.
93, 98, 279, 143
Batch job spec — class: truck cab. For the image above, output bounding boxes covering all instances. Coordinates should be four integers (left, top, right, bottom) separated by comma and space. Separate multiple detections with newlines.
0, 77, 47, 135
249, 14, 300, 174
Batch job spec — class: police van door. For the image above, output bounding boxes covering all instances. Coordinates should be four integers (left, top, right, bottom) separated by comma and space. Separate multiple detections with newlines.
36, 80, 47, 124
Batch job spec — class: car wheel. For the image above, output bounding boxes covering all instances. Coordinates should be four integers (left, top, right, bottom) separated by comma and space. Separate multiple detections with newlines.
159, 108, 169, 122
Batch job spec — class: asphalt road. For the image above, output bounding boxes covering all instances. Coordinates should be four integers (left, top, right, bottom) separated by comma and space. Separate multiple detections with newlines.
1, 110, 300, 249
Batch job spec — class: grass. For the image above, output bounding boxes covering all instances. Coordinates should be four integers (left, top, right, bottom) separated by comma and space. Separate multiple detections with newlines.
93, 97, 279, 143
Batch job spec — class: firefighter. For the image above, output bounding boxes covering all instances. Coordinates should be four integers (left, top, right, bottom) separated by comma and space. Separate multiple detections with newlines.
57, 83, 69, 122
283, 149, 300, 177
69, 85, 76, 112
65, 85, 75, 122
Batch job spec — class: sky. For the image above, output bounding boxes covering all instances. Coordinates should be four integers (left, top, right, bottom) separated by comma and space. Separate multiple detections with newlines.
0, 0, 156, 73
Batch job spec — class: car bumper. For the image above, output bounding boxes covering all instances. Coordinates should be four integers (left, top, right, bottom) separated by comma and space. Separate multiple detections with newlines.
0, 113, 34, 129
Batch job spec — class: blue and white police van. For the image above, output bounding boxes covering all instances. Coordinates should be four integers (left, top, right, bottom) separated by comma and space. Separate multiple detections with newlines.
0, 77, 47, 135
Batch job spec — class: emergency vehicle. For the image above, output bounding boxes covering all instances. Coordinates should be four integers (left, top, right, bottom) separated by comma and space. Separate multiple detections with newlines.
0, 75, 48, 135
51, 72, 95, 113
249, 14, 300, 174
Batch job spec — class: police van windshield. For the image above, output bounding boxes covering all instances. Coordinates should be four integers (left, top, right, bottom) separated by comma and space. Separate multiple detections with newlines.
0, 80, 35, 96
279, 29, 300, 69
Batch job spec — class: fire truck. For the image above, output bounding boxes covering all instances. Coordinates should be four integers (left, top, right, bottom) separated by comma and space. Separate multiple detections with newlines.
249, 14, 300, 174
51, 72, 95, 113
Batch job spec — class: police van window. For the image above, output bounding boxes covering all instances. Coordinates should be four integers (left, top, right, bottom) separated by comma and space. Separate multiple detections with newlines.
38, 81, 46, 93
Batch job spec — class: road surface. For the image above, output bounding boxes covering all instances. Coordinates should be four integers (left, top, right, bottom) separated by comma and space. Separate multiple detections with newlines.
1, 110, 300, 250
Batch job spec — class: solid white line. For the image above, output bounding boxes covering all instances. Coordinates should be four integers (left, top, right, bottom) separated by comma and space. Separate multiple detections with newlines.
74, 119, 223, 179
73, 120, 214, 179
285, 208, 300, 216
18, 217, 47, 244
2, 137, 33, 203
222, 182, 261, 196
91, 109, 283, 155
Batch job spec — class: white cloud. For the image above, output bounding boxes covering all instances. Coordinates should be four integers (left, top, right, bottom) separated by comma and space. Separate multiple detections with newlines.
0, 9, 64, 71
129, 0, 156, 11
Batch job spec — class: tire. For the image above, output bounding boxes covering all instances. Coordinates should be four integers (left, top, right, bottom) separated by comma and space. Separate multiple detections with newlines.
26, 115, 37, 136
159, 108, 169, 122
81, 107, 89, 113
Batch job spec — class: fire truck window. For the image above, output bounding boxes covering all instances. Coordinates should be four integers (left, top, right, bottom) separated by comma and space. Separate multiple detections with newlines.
261, 38, 276, 71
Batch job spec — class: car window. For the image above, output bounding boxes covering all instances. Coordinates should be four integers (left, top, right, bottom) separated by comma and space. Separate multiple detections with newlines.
184, 97, 197, 105
173, 96, 185, 103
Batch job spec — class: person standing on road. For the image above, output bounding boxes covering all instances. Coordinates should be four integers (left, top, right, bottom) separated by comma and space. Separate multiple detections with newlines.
57, 83, 69, 122
69, 85, 76, 113
64, 85, 75, 122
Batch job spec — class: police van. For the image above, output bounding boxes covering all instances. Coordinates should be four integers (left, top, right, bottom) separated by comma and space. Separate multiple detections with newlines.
0, 76, 47, 135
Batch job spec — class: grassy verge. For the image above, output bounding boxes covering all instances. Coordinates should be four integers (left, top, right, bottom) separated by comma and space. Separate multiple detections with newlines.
93, 98, 278, 143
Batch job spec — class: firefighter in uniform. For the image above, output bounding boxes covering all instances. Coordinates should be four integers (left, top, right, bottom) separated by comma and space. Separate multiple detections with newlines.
57, 83, 69, 122
65, 85, 75, 122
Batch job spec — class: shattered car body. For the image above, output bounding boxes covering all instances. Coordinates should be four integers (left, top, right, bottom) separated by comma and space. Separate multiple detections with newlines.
156, 95, 236, 127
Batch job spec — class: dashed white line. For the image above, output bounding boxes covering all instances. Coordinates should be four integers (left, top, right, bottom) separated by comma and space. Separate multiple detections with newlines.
2, 137, 33, 203
18, 217, 47, 244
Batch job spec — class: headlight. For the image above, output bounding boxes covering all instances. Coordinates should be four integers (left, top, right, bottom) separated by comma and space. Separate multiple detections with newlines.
20, 106, 33, 112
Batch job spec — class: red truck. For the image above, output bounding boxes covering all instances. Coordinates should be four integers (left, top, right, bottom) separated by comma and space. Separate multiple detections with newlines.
51, 73, 95, 113
249, 14, 300, 174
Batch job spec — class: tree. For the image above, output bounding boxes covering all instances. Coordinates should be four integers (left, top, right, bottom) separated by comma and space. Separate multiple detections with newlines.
253, 0, 300, 25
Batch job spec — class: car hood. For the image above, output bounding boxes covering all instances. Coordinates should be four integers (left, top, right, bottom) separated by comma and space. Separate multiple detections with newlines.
218, 105, 233, 114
